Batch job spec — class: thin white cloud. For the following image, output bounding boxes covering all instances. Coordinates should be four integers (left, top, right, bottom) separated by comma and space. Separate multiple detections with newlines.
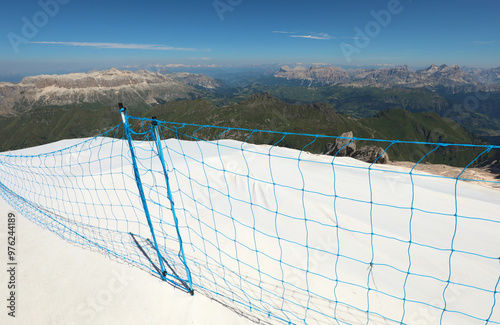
290, 33, 333, 40
472, 40, 498, 46
30, 41, 208, 51
273, 31, 333, 40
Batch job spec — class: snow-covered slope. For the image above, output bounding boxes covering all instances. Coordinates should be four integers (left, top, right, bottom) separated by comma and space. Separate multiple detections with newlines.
0, 137, 499, 324
0, 198, 255, 325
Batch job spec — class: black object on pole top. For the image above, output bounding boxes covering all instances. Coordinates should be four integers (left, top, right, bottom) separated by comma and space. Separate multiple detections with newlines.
152, 116, 158, 126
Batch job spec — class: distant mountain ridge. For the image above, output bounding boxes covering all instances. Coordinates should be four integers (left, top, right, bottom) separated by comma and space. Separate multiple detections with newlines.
2, 64, 499, 145
274, 64, 500, 91
466, 66, 500, 84
3, 64, 498, 118
0, 68, 222, 116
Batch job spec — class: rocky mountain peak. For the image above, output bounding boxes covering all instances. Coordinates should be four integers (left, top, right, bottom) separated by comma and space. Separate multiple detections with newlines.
419, 64, 441, 75
102, 67, 124, 75
278, 66, 292, 72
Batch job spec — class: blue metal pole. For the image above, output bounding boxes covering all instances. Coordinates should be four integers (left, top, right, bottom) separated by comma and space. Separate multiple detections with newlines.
119, 105, 167, 281
151, 118, 194, 295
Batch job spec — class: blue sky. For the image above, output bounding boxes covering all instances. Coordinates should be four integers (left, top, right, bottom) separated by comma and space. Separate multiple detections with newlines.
1, 0, 499, 77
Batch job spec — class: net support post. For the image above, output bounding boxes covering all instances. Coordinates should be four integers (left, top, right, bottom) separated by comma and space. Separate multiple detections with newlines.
151, 117, 194, 295
119, 104, 167, 281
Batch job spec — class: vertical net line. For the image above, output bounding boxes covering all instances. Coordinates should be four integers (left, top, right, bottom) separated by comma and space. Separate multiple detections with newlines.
487, 270, 500, 324
269, 133, 292, 324
160, 124, 194, 250
366, 140, 398, 325
215, 127, 252, 307
175, 124, 219, 291
297, 134, 319, 322
400, 144, 442, 324
206, 128, 235, 299
240, 129, 267, 314
332, 137, 357, 324
440, 146, 494, 323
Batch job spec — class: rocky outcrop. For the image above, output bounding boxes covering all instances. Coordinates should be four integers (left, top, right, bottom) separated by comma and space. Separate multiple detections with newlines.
478, 150, 500, 175
323, 132, 390, 164
351, 145, 390, 164
323, 131, 356, 156
0, 68, 221, 116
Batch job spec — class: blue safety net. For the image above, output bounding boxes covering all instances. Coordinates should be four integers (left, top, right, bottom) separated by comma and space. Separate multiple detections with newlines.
1, 114, 500, 324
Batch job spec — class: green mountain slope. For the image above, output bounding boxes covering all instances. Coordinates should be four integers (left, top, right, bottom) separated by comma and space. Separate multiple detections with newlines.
225, 84, 500, 143
360, 109, 486, 166
0, 105, 118, 151
0, 94, 488, 167
145, 93, 372, 154
146, 94, 486, 166
230, 84, 450, 117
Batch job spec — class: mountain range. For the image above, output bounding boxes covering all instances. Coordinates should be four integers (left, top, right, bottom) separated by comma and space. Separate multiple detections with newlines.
0, 68, 221, 116
0, 64, 499, 151
2, 64, 500, 118
274, 64, 500, 91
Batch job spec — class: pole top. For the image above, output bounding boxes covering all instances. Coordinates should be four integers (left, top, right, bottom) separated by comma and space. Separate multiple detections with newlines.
118, 103, 127, 123
118, 103, 126, 113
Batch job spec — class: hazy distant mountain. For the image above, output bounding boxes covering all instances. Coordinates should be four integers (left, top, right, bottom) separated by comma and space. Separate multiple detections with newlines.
123, 63, 284, 87
0, 68, 221, 116
465, 66, 500, 84
275, 65, 350, 85
273, 64, 500, 91
168, 72, 223, 89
